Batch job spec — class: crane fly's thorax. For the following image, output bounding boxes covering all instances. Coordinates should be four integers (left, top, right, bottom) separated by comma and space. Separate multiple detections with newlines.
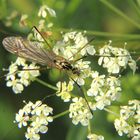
53, 57, 80, 76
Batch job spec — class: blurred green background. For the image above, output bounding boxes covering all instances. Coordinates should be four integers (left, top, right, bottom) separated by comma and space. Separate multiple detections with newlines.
0, 0, 140, 140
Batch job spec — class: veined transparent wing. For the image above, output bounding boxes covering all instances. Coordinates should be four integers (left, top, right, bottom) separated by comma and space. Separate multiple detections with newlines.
2, 36, 58, 67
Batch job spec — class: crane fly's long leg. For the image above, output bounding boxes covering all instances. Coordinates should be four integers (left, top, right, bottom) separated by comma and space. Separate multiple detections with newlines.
0, 67, 47, 80
32, 26, 52, 49
59, 70, 63, 93
70, 77, 93, 116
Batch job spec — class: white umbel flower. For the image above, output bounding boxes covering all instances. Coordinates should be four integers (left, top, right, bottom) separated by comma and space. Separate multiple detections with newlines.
87, 72, 121, 110
14, 100, 53, 140
98, 42, 137, 74
6, 77, 24, 94
114, 118, 130, 136
53, 31, 95, 60
69, 97, 93, 126
87, 133, 104, 140
25, 127, 40, 140
114, 100, 140, 139
74, 60, 91, 86
56, 81, 74, 102
5, 57, 40, 94
38, 5, 56, 18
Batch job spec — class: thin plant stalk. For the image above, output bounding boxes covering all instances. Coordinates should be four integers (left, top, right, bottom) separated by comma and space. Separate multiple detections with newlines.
100, 0, 140, 29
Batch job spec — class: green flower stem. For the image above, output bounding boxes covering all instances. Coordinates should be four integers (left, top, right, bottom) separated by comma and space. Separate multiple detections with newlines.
82, 86, 90, 101
100, 0, 140, 29
53, 110, 69, 119
35, 78, 58, 91
86, 31, 140, 39
88, 120, 92, 134
104, 108, 120, 117
55, 28, 140, 39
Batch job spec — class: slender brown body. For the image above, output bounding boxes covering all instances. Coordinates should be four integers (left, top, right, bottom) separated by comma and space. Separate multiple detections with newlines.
2, 37, 80, 75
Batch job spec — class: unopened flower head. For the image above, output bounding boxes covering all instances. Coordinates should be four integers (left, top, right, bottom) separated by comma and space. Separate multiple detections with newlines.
69, 97, 93, 126
114, 100, 140, 140
14, 100, 53, 140
5, 57, 40, 94
19, 14, 28, 27
56, 81, 74, 102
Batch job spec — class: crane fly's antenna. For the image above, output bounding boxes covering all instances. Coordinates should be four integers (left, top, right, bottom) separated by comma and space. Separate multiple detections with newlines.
71, 55, 88, 63
69, 37, 95, 61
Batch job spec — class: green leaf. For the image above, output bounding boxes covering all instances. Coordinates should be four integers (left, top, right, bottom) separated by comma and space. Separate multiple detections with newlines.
0, 97, 22, 140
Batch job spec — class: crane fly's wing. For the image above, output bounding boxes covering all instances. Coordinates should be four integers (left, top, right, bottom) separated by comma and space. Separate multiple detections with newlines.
2, 36, 57, 66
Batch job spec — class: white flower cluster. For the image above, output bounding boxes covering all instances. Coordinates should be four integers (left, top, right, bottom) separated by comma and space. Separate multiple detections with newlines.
19, 4, 55, 33
3, 2, 139, 140
54, 31, 95, 86
38, 5, 56, 18
98, 41, 137, 74
6, 57, 40, 94
87, 71, 121, 110
14, 100, 53, 140
28, 29, 45, 42
74, 60, 92, 85
53, 31, 96, 60
114, 100, 140, 140
52, 32, 137, 131
87, 133, 104, 140
69, 97, 93, 126
56, 81, 74, 102
37, 4, 56, 30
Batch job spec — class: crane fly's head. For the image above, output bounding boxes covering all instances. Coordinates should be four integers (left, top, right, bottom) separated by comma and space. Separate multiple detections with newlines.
71, 67, 80, 76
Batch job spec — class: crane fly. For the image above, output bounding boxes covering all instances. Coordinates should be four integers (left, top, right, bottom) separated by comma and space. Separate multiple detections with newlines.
2, 27, 94, 116
2, 35, 81, 75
